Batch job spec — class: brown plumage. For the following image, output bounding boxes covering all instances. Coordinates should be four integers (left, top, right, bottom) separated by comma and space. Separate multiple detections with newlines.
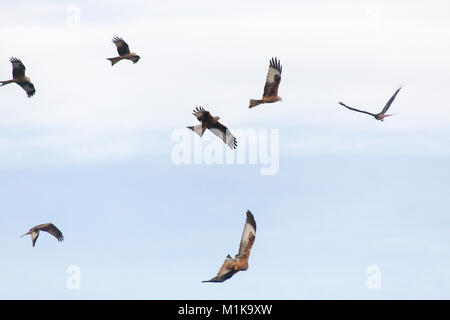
339, 87, 402, 121
249, 57, 282, 108
0, 57, 35, 97
187, 106, 237, 149
107, 37, 140, 66
20, 223, 64, 247
202, 210, 256, 283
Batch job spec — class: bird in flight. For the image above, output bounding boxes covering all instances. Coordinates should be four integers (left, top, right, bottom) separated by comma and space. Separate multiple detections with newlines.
339, 87, 402, 121
187, 106, 237, 149
0, 57, 36, 97
249, 57, 282, 108
202, 210, 256, 283
107, 37, 140, 66
20, 223, 64, 247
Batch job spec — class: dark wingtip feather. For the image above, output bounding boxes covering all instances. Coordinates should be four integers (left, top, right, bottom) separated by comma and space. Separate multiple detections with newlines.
193, 106, 207, 114
246, 210, 256, 231
269, 57, 282, 73
10, 57, 23, 65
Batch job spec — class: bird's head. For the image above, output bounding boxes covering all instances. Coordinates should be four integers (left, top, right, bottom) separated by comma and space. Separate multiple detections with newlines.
212, 116, 220, 123
131, 54, 140, 63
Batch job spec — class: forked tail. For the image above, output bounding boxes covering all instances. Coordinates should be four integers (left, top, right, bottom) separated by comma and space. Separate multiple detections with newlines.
107, 57, 122, 66
0, 80, 14, 86
249, 99, 263, 108
380, 113, 396, 121
187, 125, 206, 137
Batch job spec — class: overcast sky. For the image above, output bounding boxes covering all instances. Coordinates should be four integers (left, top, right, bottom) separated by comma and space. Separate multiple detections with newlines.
0, 0, 449, 299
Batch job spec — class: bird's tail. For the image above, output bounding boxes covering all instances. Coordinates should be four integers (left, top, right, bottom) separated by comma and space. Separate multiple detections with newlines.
0, 80, 14, 86
201, 277, 222, 283
382, 113, 396, 121
249, 99, 263, 108
107, 57, 122, 66
187, 125, 206, 137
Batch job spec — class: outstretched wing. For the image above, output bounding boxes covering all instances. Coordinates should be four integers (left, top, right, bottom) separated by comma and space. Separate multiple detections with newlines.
381, 87, 402, 114
209, 122, 237, 149
263, 57, 282, 98
17, 81, 35, 97
112, 37, 130, 56
192, 106, 213, 123
10, 57, 26, 79
236, 210, 256, 259
202, 255, 238, 283
339, 102, 376, 118
37, 223, 64, 242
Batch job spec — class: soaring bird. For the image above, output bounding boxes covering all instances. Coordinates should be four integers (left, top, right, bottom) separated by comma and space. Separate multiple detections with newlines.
339, 87, 402, 121
249, 57, 282, 108
107, 37, 140, 66
202, 210, 256, 283
187, 106, 237, 149
21, 223, 64, 247
0, 57, 36, 97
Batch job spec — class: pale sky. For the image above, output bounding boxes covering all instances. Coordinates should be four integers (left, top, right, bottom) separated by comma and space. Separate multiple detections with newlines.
0, 0, 449, 299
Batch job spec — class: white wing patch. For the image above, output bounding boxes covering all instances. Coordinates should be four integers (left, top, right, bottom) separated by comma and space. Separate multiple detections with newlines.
209, 128, 237, 149
266, 65, 281, 84
237, 220, 256, 257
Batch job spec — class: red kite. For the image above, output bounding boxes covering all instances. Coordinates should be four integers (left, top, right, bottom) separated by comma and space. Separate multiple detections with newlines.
21, 223, 64, 247
203, 210, 256, 283
107, 37, 140, 66
339, 87, 402, 121
249, 57, 282, 108
187, 106, 237, 149
0, 57, 35, 97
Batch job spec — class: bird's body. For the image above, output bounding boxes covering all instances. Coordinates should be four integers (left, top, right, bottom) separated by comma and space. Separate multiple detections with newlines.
249, 57, 282, 108
107, 37, 140, 66
339, 87, 402, 121
0, 57, 35, 97
21, 223, 64, 247
187, 106, 237, 149
202, 210, 256, 283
